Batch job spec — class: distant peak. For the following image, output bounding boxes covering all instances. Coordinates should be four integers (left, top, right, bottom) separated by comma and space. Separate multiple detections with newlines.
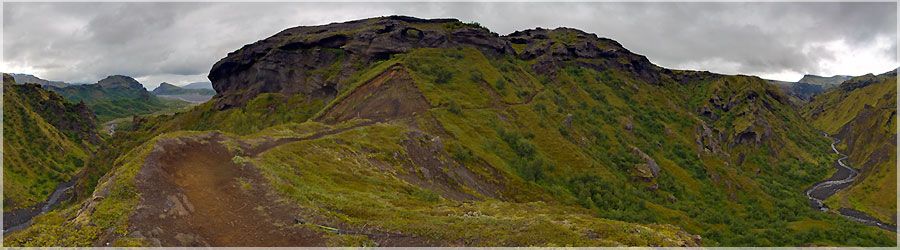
97, 75, 143, 89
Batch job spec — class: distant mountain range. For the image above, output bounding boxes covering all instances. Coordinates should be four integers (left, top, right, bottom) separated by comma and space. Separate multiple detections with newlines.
151, 82, 215, 103
152, 82, 216, 96
7, 73, 70, 88
42, 75, 191, 123
181, 81, 213, 89
765, 74, 855, 104
45, 75, 152, 103
797, 74, 854, 89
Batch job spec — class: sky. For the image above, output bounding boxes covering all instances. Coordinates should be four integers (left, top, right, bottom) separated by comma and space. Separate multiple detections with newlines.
2, 1, 897, 89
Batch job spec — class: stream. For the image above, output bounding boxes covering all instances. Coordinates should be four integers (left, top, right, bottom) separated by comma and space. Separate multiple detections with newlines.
108, 122, 118, 135
804, 132, 897, 232
2, 177, 78, 234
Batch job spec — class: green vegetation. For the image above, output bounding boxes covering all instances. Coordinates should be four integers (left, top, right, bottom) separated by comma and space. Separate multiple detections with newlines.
3, 133, 165, 246
89, 97, 191, 123
2, 78, 96, 211
6, 23, 894, 247
246, 122, 699, 246
44, 75, 192, 123
803, 72, 898, 224
175, 93, 323, 135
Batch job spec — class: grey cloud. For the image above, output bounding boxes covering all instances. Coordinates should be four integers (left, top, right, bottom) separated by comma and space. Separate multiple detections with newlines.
3, 2, 896, 85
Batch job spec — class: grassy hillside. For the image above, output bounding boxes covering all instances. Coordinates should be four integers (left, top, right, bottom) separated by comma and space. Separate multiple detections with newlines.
89, 97, 190, 123
44, 75, 191, 123
5, 18, 894, 247
4, 128, 704, 247
2, 74, 98, 211
802, 71, 897, 224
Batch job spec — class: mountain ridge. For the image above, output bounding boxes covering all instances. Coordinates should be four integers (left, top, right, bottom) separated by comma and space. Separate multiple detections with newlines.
4, 16, 894, 247
6, 73, 70, 88
43, 75, 190, 122
151, 82, 216, 96
798, 74, 854, 88
182, 82, 213, 89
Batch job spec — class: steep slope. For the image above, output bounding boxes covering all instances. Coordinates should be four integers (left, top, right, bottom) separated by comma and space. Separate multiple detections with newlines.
2, 74, 100, 212
801, 70, 897, 225
44, 75, 191, 122
6, 16, 894, 247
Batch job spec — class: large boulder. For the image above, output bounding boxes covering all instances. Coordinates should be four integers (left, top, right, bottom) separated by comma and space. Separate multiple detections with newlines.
630, 145, 660, 180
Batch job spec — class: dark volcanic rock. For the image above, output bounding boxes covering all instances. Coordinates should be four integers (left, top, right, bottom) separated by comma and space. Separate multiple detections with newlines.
504, 27, 666, 84
209, 16, 681, 111
208, 16, 515, 110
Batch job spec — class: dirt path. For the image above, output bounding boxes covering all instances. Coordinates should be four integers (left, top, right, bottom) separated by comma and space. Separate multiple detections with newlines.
130, 134, 326, 246
128, 123, 439, 246
246, 120, 377, 156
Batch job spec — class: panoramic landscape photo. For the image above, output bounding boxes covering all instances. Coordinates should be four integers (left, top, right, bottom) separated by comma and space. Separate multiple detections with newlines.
1, 1, 898, 247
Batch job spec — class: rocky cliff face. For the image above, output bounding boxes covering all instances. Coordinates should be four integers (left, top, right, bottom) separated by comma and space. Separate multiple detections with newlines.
505, 28, 665, 84
207, 15, 818, 190
208, 16, 673, 110
208, 16, 515, 110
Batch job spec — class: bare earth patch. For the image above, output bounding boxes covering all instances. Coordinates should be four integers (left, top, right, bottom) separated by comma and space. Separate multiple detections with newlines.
128, 132, 326, 246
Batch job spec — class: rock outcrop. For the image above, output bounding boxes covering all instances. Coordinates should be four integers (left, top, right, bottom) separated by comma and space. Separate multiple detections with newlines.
504, 27, 666, 84
208, 16, 515, 110
208, 16, 670, 110
629, 145, 660, 180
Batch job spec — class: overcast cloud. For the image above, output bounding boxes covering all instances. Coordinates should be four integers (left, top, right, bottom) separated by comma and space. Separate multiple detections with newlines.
2, 2, 897, 88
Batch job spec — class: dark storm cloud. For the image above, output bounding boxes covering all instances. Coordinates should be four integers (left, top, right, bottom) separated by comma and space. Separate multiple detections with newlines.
3, 2, 896, 86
